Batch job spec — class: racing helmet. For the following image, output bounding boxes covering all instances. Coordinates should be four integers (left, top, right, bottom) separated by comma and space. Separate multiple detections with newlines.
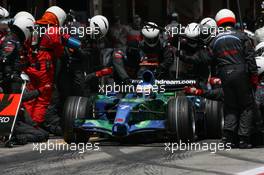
256, 56, 264, 75
89, 15, 109, 39
255, 42, 264, 75
12, 16, 35, 41
14, 11, 35, 22
136, 83, 154, 98
0, 6, 9, 19
215, 9, 236, 27
142, 22, 160, 47
199, 17, 217, 43
185, 22, 200, 38
46, 6, 66, 26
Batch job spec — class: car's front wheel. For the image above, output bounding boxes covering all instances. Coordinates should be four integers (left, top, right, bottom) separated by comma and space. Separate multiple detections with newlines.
204, 99, 224, 139
63, 96, 91, 144
167, 96, 196, 142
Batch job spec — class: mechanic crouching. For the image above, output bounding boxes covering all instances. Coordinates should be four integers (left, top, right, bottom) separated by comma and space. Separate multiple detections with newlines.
0, 13, 31, 94
79, 15, 113, 96
0, 12, 49, 145
112, 22, 174, 82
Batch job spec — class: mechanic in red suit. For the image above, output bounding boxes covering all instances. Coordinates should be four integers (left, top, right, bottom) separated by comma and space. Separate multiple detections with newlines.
23, 6, 67, 126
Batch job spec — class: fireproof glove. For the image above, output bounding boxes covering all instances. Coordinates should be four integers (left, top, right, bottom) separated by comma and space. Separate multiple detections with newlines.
209, 77, 222, 85
95, 67, 113, 78
184, 86, 204, 96
250, 74, 259, 90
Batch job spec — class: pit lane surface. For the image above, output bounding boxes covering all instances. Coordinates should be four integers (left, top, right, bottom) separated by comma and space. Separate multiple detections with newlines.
1, 138, 264, 175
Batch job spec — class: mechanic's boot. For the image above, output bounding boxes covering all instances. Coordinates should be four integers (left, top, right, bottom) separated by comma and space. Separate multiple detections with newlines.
221, 137, 237, 149
239, 136, 252, 149
222, 131, 238, 148
12, 135, 28, 145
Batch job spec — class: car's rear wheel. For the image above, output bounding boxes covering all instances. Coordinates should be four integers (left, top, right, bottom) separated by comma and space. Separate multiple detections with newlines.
205, 99, 224, 139
63, 96, 91, 144
167, 96, 196, 142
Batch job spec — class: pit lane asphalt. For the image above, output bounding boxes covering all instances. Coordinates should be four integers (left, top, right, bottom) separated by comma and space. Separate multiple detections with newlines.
0, 138, 264, 175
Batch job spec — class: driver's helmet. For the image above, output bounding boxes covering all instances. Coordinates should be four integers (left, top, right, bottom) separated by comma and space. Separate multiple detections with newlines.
136, 83, 154, 98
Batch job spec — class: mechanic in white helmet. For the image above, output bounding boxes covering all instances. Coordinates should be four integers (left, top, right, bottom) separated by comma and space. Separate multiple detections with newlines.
181, 9, 258, 148
2, 12, 50, 144
22, 6, 71, 126
112, 22, 174, 82
179, 21, 213, 81
57, 14, 111, 98
73, 15, 113, 97
0, 14, 35, 94
213, 9, 259, 149
3, 12, 50, 144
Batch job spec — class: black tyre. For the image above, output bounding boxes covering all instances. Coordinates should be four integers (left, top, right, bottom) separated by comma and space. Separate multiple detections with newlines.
167, 96, 196, 142
63, 96, 91, 144
205, 100, 224, 139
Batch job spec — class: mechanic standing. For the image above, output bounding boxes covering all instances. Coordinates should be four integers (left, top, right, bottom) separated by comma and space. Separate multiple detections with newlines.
211, 9, 258, 148
23, 6, 67, 126
181, 9, 258, 148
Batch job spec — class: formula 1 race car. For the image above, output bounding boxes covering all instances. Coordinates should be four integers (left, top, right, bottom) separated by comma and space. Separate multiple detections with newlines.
63, 71, 224, 144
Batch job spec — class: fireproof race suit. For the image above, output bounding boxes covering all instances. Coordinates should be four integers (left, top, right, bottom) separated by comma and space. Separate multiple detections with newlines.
182, 28, 258, 143
112, 40, 174, 82
23, 26, 64, 124
0, 33, 23, 93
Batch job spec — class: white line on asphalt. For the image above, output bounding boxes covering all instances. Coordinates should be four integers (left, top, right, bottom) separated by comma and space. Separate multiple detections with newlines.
237, 166, 264, 175
119, 146, 152, 154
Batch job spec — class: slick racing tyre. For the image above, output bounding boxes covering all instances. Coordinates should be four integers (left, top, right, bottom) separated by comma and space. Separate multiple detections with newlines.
167, 96, 196, 142
205, 100, 224, 139
63, 96, 91, 144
